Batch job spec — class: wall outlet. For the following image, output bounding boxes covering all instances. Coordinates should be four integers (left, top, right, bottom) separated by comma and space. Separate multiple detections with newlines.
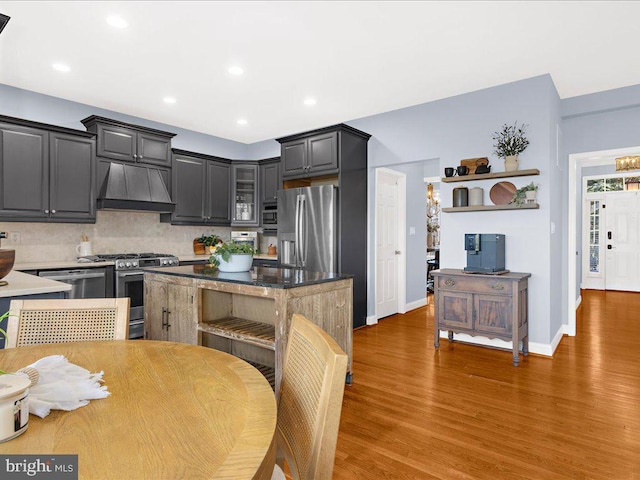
409, 226, 416, 235
9, 232, 20, 244
183, 233, 191, 241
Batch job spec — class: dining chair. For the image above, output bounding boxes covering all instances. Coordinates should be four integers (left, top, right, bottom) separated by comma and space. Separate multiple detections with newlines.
272, 313, 348, 480
5, 298, 130, 348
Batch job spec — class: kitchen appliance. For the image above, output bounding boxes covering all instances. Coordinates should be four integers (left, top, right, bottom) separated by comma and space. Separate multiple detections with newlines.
82, 253, 179, 339
261, 205, 278, 234
464, 234, 506, 273
231, 231, 258, 250
278, 185, 337, 272
38, 268, 108, 299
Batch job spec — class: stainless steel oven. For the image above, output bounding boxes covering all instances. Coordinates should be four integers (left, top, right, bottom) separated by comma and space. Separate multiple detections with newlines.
93, 253, 179, 339
262, 206, 277, 232
231, 231, 258, 250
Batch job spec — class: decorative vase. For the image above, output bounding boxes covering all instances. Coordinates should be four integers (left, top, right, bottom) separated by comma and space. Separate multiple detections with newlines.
504, 155, 519, 172
216, 254, 253, 272
525, 190, 537, 204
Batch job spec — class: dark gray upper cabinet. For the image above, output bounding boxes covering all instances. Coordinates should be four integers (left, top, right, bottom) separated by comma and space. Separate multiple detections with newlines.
0, 116, 96, 223
82, 116, 176, 168
279, 130, 337, 178
260, 157, 281, 205
163, 149, 230, 225
231, 163, 259, 227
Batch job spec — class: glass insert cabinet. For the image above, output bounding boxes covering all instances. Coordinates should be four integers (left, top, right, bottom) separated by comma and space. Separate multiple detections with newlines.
231, 164, 259, 226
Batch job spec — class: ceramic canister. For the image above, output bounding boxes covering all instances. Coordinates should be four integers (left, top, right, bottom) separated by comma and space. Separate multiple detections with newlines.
452, 186, 469, 207
0, 374, 30, 442
469, 187, 484, 206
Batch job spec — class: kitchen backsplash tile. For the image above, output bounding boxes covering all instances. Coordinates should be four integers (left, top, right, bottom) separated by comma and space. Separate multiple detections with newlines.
1, 211, 232, 263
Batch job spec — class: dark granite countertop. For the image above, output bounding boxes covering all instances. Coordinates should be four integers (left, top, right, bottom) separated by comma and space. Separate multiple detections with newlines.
143, 265, 352, 289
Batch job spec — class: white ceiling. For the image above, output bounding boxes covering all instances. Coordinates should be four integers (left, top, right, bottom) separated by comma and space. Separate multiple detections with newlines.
1, 1, 639, 144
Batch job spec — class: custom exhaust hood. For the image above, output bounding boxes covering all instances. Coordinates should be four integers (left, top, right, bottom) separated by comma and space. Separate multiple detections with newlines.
98, 162, 175, 213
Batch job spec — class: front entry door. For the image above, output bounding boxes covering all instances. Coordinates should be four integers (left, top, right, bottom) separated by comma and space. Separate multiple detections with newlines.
605, 191, 640, 291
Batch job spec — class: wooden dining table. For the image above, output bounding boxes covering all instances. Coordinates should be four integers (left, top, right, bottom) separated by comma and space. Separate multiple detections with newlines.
0, 340, 277, 479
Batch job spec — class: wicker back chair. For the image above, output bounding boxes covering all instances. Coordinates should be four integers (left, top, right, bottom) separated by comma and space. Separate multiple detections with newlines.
272, 314, 348, 480
6, 298, 130, 348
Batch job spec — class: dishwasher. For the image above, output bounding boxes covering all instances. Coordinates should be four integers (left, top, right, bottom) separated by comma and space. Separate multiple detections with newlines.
38, 268, 108, 298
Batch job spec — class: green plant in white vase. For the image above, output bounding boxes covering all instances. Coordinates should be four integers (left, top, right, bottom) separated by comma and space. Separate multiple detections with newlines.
492, 122, 530, 172
512, 182, 539, 206
209, 240, 256, 272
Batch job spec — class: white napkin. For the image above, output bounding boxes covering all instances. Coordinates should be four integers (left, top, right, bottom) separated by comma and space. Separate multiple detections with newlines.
16, 355, 110, 418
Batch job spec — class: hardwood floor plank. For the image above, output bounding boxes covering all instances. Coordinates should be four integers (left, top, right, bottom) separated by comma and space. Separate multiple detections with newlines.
332, 290, 640, 479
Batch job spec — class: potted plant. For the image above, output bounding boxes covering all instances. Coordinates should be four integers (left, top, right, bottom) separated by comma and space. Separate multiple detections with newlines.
194, 234, 221, 255
492, 122, 530, 172
209, 240, 256, 272
512, 182, 539, 206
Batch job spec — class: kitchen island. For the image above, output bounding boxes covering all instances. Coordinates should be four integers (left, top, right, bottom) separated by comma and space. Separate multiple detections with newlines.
143, 264, 353, 392
0, 270, 72, 348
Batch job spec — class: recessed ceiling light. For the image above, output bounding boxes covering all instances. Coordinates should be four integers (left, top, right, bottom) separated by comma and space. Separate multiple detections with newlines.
52, 63, 70, 73
163, 97, 177, 104
304, 97, 317, 106
236, 119, 248, 126
228, 66, 244, 76
106, 15, 128, 29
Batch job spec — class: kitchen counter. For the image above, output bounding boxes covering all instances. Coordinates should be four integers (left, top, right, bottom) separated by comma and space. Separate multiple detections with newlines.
178, 254, 278, 262
144, 264, 351, 289
14, 260, 115, 271
0, 270, 72, 297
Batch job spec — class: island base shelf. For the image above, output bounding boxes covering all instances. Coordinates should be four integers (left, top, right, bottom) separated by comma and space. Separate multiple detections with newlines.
199, 316, 276, 351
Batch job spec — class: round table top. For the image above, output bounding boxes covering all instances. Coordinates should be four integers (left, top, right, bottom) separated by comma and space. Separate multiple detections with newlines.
0, 340, 277, 480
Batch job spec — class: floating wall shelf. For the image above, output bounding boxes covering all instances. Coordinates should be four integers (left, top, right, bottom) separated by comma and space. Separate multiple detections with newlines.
441, 168, 540, 183
442, 203, 539, 213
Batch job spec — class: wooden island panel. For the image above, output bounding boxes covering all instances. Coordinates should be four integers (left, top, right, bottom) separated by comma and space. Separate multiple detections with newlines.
144, 268, 353, 393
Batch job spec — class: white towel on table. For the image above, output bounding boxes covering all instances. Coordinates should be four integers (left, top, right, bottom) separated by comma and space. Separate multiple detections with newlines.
16, 355, 110, 418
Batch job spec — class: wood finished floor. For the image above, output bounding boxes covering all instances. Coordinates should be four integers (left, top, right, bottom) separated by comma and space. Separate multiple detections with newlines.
332, 290, 640, 479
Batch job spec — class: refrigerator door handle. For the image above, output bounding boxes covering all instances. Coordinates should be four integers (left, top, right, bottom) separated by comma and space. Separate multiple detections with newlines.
295, 195, 302, 267
299, 194, 306, 268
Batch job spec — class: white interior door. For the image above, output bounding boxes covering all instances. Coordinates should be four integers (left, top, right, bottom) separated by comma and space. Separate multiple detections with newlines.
376, 171, 401, 319
605, 191, 640, 291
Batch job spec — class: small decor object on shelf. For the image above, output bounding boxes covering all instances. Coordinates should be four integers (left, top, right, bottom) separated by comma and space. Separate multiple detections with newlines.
492, 122, 530, 172
469, 187, 484, 206
460, 157, 489, 175
511, 182, 539, 206
209, 240, 256, 272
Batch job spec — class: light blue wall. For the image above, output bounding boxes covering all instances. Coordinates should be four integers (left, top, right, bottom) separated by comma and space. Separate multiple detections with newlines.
0, 84, 250, 159
346, 75, 558, 347
561, 85, 640, 307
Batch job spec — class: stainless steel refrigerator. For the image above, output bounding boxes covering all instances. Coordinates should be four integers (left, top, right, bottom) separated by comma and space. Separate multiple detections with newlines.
277, 185, 337, 272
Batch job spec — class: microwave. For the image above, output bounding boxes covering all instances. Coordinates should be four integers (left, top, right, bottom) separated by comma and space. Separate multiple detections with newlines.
262, 206, 277, 231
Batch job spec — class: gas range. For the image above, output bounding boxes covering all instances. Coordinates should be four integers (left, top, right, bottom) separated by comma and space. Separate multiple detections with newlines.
94, 253, 179, 270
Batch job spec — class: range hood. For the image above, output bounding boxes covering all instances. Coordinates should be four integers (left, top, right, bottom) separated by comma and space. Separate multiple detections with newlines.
98, 163, 175, 213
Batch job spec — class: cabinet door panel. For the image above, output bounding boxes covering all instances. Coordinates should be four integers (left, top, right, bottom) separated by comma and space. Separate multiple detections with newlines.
261, 162, 280, 205
0, 124, 49, 219
439, 291, 473, 330
308, 132, 338, 173
231, 164, 259, 226
97, 124, 136, 162
49, 133, 96, 221
167, 283, 196, 344
474, 294, 512, 336
281, 140, 306, 177
145, 280, 168, 341
207, 161, 231, 224
172, 155, 206, 223
137, 132, 171, 167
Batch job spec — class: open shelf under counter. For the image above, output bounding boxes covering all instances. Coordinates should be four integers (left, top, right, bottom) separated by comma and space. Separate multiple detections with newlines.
441, 168, 540, 183
442, 203, 539, 213
199, 316, 276, 351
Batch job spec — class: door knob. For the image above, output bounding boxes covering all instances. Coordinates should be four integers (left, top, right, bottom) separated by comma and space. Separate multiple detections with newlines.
395, 250, 401, 255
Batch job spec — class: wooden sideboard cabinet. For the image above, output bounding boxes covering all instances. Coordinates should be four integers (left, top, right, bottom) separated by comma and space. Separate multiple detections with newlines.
432, 269, 531, 366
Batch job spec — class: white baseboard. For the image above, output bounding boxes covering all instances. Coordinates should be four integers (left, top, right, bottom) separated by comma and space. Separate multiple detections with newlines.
575, 295, 582, 309
366, 315, 378, 326
405, 297, 427, 312
438, 330, 553, 357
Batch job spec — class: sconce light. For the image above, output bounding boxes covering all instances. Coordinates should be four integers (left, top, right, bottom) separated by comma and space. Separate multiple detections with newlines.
615, 156, 640, 171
